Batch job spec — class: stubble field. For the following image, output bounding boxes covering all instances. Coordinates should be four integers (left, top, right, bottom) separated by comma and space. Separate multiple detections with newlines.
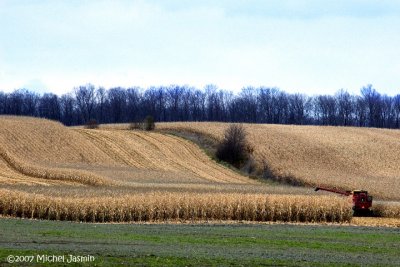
157, 122, 400, 201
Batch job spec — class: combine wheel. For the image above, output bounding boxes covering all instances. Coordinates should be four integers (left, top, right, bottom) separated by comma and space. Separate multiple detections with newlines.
353, 209, 373, 217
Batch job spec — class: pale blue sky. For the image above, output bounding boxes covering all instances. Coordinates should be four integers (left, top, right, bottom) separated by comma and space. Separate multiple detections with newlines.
0, 0, 399, 95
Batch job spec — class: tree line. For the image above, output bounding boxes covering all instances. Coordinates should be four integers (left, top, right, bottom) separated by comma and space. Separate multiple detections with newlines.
0, 84, 400, 129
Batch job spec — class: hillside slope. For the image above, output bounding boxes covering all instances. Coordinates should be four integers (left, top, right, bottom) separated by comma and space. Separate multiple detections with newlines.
158, 122, 400, 200
0, 116, 255, 187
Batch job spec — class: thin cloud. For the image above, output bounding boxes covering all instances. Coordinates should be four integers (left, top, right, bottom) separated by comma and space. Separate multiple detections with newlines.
0, 0, 399, 95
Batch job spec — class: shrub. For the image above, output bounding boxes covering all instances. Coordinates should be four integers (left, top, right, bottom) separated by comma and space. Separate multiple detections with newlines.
144, 115, 155, 131
85, 119, 98, 129
216, 124, 252, 168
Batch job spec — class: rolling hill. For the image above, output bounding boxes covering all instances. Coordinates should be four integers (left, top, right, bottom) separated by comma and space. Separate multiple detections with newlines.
158, 122, 400, 200
0, 116, 257, 189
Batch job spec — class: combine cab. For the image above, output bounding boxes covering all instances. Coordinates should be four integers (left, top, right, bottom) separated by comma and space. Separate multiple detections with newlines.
315, 187, 373, 215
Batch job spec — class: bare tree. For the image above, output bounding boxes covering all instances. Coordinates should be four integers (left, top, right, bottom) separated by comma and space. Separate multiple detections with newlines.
39, 93, 60, 120
361, 84, 382, 127
126, 87, 142, 122
394, 95, 400, 128
288, 93, 307, 125
335, 89, 354, 126
74, 84, 96, 123
1, 83, 400, 129
60, 93, 76, 126
96, 87, 107, 124
315, 95, 337, 125
108, 87, 127, 123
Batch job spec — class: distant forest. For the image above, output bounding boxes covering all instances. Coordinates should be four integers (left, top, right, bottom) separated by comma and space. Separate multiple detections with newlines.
1, 84, 400, 129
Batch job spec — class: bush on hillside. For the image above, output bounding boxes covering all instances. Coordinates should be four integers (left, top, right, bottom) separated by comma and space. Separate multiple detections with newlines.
144, 115, 155, 131
216, 124, 253, 168
85, 119, 98, 129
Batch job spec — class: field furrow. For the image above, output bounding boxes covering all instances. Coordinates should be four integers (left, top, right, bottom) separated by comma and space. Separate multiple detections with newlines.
78, 129, 145, 167
130, 132, 236, 183
0, 151, 81, 186
79, 129, 254, 184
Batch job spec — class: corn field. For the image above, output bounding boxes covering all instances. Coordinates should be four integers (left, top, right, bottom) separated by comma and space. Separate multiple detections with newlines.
0, 189, 352, 223
372, 202, 400, 218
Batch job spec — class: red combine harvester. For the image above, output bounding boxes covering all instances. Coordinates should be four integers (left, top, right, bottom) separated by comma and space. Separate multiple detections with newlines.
315, 187, 373, 215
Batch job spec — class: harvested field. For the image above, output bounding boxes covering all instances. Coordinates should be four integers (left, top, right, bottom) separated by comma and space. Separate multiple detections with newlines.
0, 116, 255, 186
76, 129, 254, 184
351, 217, 400, 227
156, 122, 400, 200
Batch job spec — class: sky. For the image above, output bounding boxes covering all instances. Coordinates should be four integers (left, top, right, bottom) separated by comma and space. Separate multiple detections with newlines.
0, 0, 400, 95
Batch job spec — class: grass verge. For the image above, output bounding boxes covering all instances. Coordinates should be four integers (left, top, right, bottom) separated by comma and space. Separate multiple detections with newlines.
0, 218, 399, 266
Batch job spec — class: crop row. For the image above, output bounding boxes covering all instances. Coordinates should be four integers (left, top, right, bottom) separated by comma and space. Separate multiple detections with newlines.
0, 189, 352, 223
